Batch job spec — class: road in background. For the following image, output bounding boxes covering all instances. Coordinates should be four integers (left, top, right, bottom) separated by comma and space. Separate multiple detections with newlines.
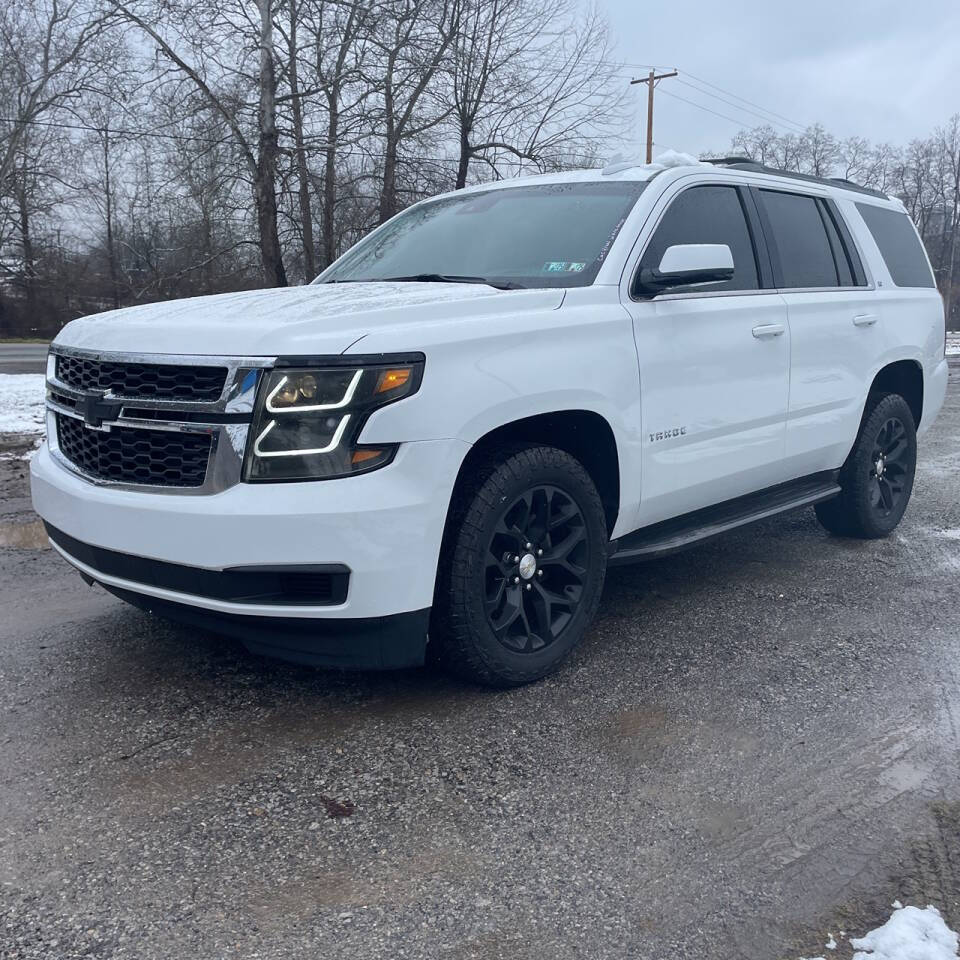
0, 342, 49, 374
1, 364, 959, 960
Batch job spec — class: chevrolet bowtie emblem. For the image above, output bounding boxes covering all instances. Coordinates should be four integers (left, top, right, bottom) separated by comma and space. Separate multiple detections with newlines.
80, 393, 123, 429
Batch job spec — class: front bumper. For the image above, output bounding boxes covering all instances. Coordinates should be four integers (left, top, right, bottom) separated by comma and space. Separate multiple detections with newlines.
31, 438, 469, 663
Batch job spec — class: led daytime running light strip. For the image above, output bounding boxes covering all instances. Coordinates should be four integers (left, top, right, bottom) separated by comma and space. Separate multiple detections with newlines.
266, 369, 363, 413
253, 414, 352, 458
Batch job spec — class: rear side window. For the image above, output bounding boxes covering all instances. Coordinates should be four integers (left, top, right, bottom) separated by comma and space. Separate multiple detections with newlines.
637, 185, 759, 294
759, 190, 838, 288
856, 203, 935, 288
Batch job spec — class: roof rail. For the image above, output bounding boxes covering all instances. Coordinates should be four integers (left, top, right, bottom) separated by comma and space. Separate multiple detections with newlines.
703, 156, 756, 166
703, 157, 888, 200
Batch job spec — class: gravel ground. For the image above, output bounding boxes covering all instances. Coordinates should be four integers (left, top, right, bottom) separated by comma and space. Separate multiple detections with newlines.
2, 366, 960, 960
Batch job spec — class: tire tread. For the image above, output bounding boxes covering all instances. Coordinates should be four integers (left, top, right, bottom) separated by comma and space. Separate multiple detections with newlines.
432, 443, 607, 687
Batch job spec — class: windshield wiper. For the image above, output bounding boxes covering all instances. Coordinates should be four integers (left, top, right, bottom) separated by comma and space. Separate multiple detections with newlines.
383, 273, 525, 290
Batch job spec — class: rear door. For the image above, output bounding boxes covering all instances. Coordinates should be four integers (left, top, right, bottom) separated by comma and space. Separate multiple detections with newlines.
752, 187, 878, 474
621, 181, 792, 528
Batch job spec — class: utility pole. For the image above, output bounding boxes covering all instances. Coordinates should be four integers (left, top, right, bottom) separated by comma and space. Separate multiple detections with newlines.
631, 69, 678, 163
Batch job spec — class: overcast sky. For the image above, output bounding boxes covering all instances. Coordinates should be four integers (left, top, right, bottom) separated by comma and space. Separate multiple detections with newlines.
600, 0, 960, 159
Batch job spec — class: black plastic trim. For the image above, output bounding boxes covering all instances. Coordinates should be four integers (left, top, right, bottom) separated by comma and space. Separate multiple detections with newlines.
274, 351, 427, 368
609, 472, 840, 564
45, 524, 351, 606
819, 198, 869, 287
823, 198, 868, 286
751, 186, 786, 288
739, 185, 776, 289
116, 408, 252, 424
99, 585, 430, 670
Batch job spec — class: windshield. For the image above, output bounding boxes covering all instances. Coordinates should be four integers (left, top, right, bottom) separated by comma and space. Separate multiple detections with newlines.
317, 181, 647, 289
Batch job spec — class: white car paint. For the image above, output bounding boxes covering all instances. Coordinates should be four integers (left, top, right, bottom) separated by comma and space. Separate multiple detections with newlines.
31, 159, 949, 656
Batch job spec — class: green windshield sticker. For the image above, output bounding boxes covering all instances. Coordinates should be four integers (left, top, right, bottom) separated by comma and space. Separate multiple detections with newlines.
543, 261, 587, 273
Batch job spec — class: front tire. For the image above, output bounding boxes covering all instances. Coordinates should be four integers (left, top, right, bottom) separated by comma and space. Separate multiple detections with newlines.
815, 392, 917, 539
432, 445, 608, 687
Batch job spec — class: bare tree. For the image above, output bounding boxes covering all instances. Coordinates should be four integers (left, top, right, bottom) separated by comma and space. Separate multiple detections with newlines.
301, 0, 375, 266
371, 0, 461, 223
0, 0, 116, 191
2, 0, 634, 333
801, 123, 839, 177
932, 116, 960, 322
108, 0, 288, 286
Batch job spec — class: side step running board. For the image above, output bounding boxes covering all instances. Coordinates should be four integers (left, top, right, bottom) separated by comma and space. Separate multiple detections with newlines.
608, 473, 840, 566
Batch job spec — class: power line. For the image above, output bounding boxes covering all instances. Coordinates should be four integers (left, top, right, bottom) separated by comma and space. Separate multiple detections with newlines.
678, 69, 809, 131
674, 78, 807, 133
655, 87, 763, 130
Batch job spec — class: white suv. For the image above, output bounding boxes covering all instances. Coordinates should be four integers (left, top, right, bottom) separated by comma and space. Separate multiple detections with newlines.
31, 156, 949, 686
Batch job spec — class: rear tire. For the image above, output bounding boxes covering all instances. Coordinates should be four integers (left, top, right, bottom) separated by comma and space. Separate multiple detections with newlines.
815, 392, 917, 539
432, 444, 608, 687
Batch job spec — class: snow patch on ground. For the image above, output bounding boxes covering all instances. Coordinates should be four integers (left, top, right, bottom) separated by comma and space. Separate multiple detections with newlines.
947, 334, 959, 356
0, 374, 46, 437
851, 904, 958, 959
798, 904, 959, 960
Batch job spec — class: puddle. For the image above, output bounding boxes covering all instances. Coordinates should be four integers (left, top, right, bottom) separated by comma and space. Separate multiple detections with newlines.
0, 518, 49, 549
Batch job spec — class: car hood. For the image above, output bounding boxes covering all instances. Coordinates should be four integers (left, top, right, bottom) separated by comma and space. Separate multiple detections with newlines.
53, 282, 565, 357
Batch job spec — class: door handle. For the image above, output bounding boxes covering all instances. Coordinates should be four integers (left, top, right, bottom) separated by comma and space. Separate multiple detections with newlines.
853, 314, 878, 327
752, 323, 785, 339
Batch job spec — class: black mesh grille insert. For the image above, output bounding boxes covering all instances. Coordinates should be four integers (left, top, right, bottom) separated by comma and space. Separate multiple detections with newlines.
56, 355, 227, 402
56, 414, 212, 487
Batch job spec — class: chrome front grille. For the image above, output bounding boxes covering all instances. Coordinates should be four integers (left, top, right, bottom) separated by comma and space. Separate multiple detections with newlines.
56, 414, 212, 487
56, 354, 228, 402
45, 347, 273, 495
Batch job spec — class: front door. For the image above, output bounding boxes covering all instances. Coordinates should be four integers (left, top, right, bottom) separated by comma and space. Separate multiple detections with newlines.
621, 182, 791, 528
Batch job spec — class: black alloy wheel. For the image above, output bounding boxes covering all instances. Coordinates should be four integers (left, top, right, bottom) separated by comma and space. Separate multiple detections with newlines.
815, 392, 917, 539
483, 484, 590, 653
432, 444, 608, 687
867, 415, 910, 518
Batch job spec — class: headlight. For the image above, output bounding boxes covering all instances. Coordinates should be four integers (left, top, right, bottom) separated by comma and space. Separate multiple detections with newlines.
244, 357, 424, 482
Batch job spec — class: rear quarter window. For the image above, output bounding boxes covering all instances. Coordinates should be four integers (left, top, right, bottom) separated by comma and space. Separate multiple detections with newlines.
855, 203, 935, 288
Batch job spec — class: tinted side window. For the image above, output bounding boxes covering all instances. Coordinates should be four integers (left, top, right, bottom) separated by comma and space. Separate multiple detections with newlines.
638, 185, 759, 294
856, 203, 936, 288
760, 190, 839, 288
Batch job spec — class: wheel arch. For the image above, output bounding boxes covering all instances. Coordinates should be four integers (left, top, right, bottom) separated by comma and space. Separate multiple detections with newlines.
868, 358, 923, 427
447, 409, 621, 537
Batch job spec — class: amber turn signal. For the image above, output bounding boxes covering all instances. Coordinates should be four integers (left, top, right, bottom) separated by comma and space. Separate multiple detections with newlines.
376, 367, 411, 393
351, 448, 384, 464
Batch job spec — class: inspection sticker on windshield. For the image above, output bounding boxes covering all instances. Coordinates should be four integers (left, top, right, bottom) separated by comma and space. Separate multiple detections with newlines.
543, 261, 586, 273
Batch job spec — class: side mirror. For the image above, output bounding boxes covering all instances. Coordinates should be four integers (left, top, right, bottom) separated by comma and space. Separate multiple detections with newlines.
636, 243, 735, 297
